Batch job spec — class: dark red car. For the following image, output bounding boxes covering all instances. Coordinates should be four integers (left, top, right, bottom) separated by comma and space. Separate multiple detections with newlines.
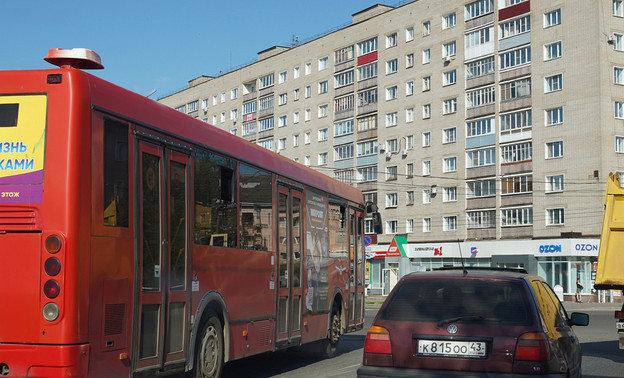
358, 268, 589, 377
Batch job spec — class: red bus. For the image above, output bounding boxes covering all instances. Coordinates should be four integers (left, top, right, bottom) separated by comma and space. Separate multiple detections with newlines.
0, 48, 369, 377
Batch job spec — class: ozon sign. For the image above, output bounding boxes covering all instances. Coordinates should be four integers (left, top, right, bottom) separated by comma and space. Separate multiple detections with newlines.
539, 244, 562, 253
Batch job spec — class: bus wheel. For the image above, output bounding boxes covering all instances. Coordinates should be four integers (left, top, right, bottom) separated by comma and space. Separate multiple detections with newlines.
318, 308, 341, 358
194, 313, 224, 378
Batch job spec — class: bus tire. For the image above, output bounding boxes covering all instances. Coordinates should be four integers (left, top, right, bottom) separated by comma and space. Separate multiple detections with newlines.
193, 313, 224, 378
318, 307, 341, 359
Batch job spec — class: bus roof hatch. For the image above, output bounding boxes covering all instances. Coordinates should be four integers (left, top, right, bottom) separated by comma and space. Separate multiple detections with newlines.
44, 48, 104, 70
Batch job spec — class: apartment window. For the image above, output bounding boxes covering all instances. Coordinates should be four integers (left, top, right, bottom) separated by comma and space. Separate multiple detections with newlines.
304, 132, 311, 144
293, 134, 299, 147
501, 142, 532, 163
443, 41, 457, 57
467, 117, 494, 138
544, 41, 562, 61
501, 206, 533, 226
217, 111, 224, 124
358, 37, 378, 56
278, 93, 287, 106
500, 15, 530, 39
423, 21, 431, 36
423, 189, 432, 204
545, 74, 563, 93
444, 127, 457, 143
500, 46, 531, 69
546, 141, 564, 158
386, 193, 398, 208
278, 138, 286, 151
278, 71, 287, 84
259, 73, 274, 89
466, 147, 495, 168
334, 144, 353, 160
334, 95, 354, 113
443, 216, 458, 231
201, 99, 209, 111
304, 155, 310, 166
230, 109, 238, 121
407, 135, 414, 149
406, 108, 414, 123
386, 86, 398, 101
615, 67, 624, 85
500, 78, 531, 101
423, 104, 431, 119
544, 9, 562, 28
318, 128, 328, 142
501, 174, 533, 195
242, 122, 256, 137
220, 92, 226, 103
613, 33, 624, 51
406, 53, 415, 68
423, 218, 432, 232
616, 102, 624, 119
230, 88, 238, 100
358, 88, 378, 106
258, 139, 274, 151
212, 115, 217, 124
318, 152, 328, 166
443, 98, 457, 115
465, 27, 493, 50
364, 193, 378, 207
386, 32, 398, 48
335, 70, 354, 88
423, 48, 431, 64
615, 0, 624, 17
318, 104, 328, 118
466, 86, 495, 108
422, 160, 431, 175
467, 210, 496, 229
387, 139, 399, 152
259, 96, 274, 111
443, 13, 456, 29
212, 95, 218, 106
305, 85, 312, 98
443, 70, 457, 86
466, 56, 495, 79
406, 81, 414, 96
386, 220, 398, 234
294, 67, 300, 79
546, 174, 565, 192
617, 136, 624, 153
305, 62, 312, 75
386, 166, 398, 181
406, 27, 415, 41
335, 46, 354, 64
443, 187, 457, 202
258, 117, 274, 132
319, 80, 328, 94
443, 157, 457, 173
335, 119, 354, 137
406, 163, 414, 178
467, 179, 496, 198
546, 208, 565, 226
545, 107, 564, 125
386, 59, 398, 75
386, 112, 398, 127
318, 56, 328, 71
293, 112, 300, 123
358, 166, 378, 182
422, 132, 431, 147
407, 190, 415, 205
465, 0, 493, 21
358, 62, 378, 81
186, 100, 198, 113
406, 219, 415, 233
357, 140, 378, 156
357, 114, 377, 131
501, 110, 532, 134
293, 88, 300, 101
423, 76, 431, 91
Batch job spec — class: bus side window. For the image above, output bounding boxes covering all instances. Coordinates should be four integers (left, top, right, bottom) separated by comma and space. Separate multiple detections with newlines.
103, 118, 129, 227
239, 164, 273, 251
193, 149, 237, 247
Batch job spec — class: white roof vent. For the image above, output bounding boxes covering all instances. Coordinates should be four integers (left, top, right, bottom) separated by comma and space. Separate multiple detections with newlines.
44, 48, 104, 69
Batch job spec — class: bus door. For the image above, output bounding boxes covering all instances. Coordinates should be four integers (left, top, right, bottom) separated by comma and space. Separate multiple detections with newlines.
347, 208, 364, 329
135, 141, 190, 371
276, 185, 303, 345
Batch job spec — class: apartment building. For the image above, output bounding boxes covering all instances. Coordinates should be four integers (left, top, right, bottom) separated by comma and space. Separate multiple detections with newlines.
159, 0, 624, 297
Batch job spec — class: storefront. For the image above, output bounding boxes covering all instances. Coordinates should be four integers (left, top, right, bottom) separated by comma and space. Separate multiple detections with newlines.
366, 237, 600, 299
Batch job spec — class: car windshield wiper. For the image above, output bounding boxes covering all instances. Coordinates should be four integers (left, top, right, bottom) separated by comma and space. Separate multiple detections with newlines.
437, 315, 501, 327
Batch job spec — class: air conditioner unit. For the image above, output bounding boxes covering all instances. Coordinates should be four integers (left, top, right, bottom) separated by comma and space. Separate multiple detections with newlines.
386, 151, 392, 159
443, 55, 452, 63
379, 147, 386, 153
402, 149, 408, 156
608, 34, 616, 44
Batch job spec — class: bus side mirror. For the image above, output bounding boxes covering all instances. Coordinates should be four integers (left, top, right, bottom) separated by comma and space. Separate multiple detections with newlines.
372, 212, 383, 234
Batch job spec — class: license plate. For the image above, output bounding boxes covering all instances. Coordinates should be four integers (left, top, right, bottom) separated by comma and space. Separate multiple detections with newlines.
418, 340, 487, 358
617, 322, 624, 330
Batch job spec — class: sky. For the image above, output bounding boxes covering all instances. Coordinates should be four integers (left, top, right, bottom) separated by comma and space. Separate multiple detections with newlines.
2, 0, 393, 98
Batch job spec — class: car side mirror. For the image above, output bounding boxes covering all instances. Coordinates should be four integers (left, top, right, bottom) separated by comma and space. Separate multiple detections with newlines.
569, 312, 589, 327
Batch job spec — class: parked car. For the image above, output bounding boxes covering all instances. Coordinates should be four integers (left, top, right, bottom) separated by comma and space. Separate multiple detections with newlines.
357, 267, 589, 377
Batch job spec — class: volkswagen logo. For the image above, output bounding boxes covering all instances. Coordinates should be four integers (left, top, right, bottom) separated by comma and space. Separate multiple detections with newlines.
447, 324, 458, 334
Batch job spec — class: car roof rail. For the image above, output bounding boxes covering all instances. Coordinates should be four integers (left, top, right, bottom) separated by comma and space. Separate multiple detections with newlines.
436, 266, 528, 274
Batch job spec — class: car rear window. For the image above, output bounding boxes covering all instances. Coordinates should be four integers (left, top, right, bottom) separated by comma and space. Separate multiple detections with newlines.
381, 278, 532, 326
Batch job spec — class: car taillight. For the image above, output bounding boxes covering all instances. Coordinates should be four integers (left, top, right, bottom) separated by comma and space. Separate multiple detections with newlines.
364, 325, 392, 354
615, 310, 624, 320
514, 332, 550, 361
42, 234, 64, 322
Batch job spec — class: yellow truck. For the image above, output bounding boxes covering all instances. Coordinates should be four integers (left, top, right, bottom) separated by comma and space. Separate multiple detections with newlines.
595, 172, 624, 349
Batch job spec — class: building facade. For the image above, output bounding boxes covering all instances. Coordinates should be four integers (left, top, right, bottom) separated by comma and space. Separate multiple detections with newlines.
159, 0, 624, 297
